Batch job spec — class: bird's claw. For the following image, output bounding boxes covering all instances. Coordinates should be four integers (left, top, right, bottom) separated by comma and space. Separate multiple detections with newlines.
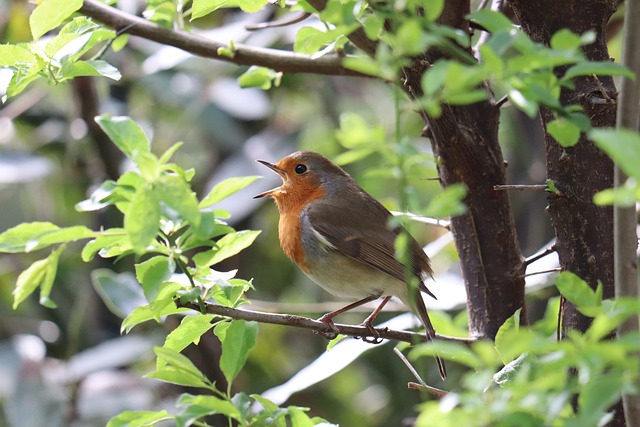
359, 323, 386, 344
316, 314, 340, 340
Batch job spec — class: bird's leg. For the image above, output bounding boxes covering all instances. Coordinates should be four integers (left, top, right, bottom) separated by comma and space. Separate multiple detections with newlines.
317, 294, 380, 340
359, 295, 392, 344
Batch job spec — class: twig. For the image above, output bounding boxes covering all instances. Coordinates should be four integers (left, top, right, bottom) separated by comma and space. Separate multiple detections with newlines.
79, 0, 364, 76
524, 268, 561, 277
493, 184, 547, 191
246, 12, 311, 31
525, 244, 557, 266
394, 347, 427, 386
407, 382, 448, 397
495, 94, 510, 108
178, 301, 475, 345
390, 211, 451, 230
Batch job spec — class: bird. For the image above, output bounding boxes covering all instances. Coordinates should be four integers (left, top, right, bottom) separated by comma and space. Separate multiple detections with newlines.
254, 151, 446, 380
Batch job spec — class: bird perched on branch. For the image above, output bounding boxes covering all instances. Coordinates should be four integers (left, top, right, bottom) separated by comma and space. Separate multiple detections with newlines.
254, 151, 446, 380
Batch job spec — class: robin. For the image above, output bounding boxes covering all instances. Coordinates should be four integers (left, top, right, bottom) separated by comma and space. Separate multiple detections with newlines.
254, 151, 446, 380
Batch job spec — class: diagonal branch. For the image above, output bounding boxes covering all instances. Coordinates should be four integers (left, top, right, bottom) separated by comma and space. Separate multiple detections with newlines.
79, 0, 365, 76
178, 301, 474, 345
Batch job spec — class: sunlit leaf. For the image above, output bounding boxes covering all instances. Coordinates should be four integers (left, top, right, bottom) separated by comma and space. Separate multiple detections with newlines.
193, 230, 261, 268
176, 394, 241, 427
29, 0, 83, 41
96, 115, 150, 160
135, 256, 175, 302
590, 128, 640, 180
200, 176, 261, 208
163, 314, 215, 354
125, 186, 160, 253
215, 320, 258, 385
106, 410, 172, 427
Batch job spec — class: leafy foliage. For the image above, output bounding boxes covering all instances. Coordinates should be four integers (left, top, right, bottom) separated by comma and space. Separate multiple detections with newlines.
410, 272, 640, 427
0, 115, 332, 426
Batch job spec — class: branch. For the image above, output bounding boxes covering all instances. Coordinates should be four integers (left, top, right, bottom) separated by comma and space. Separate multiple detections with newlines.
493, 184, 548, 191
79, 0, 365, 76
179, 301, 474, 345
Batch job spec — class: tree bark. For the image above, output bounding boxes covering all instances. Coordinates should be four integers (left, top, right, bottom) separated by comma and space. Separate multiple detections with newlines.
403, 0, 527, 339
509, 0, 623, 425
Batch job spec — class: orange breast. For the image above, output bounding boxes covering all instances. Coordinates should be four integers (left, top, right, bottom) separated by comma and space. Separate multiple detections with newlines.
274, 185, 325, 274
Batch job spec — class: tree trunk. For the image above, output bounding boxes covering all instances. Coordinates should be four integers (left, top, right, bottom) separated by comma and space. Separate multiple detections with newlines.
508, 0, 624, 425
403, 0, 527, 339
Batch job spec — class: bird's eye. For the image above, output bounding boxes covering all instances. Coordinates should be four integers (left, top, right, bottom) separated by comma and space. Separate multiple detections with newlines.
294, 164, 307, 174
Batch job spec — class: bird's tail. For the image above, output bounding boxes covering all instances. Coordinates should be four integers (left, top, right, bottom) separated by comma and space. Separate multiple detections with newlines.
414, 289, 447, 380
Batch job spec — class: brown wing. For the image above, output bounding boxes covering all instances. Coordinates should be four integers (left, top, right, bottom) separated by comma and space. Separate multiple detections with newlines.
307, 181, 435, 298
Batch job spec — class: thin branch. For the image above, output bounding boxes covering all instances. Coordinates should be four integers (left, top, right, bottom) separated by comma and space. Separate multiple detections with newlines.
394, 347, 427, 386
79, 0, 364, 76
407, 382, 448, 397
525, 244, 557, 266
245, 12, 311, 31
493, 184, 547, 191
524, 268, 561, 277
178, 301, 475, 345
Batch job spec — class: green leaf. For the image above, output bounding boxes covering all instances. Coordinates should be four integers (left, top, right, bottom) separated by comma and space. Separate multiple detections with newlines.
176, 394, 241, 427
342, 55, 383, 78
193, 230, 261, 268
191, 0, 237, 20
555, 271, 601, 317
294, 25, 357, 55
508, 89, 539, 118
215, 320, 258, 385
425, 183, 467, 218
288, 406, 315, 427
39, 245, 64, 309
563, 61, 635, 80
135, 256, 175, 302
163, 314, 215, 353
395, 19, 427, 55
200, 176, 261, 208
0, 44, 36, 66
0, 222, 95, 253
238, 66, 281, 90
146, 366, 211, 389
12, 258, 48, 309
157, 175, 201, 230
423, 0, 444, 21
468, 9, 514, 33
29, 0, 83, 41
550, 29, 582, 50
495, 308, 521, 363
590, 128, 640, 180
594, 184, 639, 207
95, 115, 150, 160
410, 340, 482, 369
121, 301, 188, 333
81, 231, 128, 262
106, 410, 172, 427
91, 269, 145, 319
154, 346, 208, 377
125, 186, 161, 253
547, 118, 581, 147
577, 374, 624, 423
238, 0, 269, 13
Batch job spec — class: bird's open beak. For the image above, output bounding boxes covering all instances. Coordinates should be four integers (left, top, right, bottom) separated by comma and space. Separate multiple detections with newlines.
254, 160, 285, 199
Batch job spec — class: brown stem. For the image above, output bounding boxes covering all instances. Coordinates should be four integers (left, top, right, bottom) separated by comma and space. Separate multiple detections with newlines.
80, 0, 364, 76
178, 301, 475, 345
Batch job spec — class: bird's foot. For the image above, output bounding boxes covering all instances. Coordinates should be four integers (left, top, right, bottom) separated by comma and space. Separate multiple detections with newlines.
316, 314, 340, 340
359, 321, 386, 344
